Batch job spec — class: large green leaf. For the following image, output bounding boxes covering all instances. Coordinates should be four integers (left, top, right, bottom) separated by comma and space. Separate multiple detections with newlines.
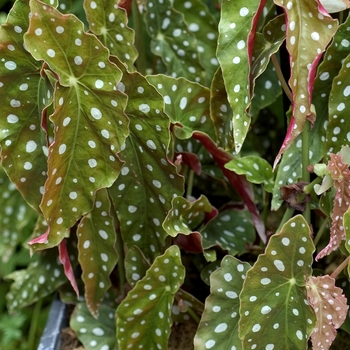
194, 255, 251, 350
24, 0, 128, 251
0, 0, 48, 211
108, 59, 184, 260
239, 215, 316, 349
77, 189, 118, 318
116, 246, 185, 350
84, 0, 137, 71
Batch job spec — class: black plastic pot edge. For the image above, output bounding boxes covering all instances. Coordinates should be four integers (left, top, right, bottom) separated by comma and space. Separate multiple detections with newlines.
37, 297, 68, 350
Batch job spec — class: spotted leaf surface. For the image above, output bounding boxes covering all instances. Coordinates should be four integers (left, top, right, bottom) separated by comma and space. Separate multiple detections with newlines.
24, 0, 128, 251
163, 195, 213, 237
70, 302, 117, 350
194, 255, 251, 350
84, 0, 137, 71
317, 153, 350, 260
116, 246, 185, 350
5, 248, 73, 312
172, 0, 219, 85
0, 167, 37, 263
145, 0, 205, 83
225, 156, 274, 193
306, 275, 348, 350
202, 209, 255, 256
108, 60, 183, 260
210, 68, 234, 150
125, 245, 150, 287
326, 55, 350, 156
146, 74, 215, 140
273, 0, 338, 166
239, 215, 316, 349
77, 189, 118, 318
217, 0, 267, 153
0, 0, 48, 211
200, 260, 221, 286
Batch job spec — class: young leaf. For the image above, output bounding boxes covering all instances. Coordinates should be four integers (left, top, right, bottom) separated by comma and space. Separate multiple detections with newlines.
225, 156, 274, 192
306, 275, 349, 350
172, 0, 219, 85
116, 246, 185, 350
77, 189, 118, 318
273, 0, 338, 166
125, 245, 150, 287
144, 0, 205, 82
163, 195, 213, 237
194, 256, 251, 350
24, 0, 128, 252
217, 0, 267, 153
0, 0, 48, 211
84, 0, 137, 71
70, 302, 117, 350
317, 152, 350, 260
239, 215, 316, 349
202, 209, 255, 256
108, 60, 184, 260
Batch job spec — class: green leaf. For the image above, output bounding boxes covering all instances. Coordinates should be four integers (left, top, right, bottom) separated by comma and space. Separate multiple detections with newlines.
0, 0, 48, 211
0, 167, 37, 263
5, 248, 75, 312
273, 0, 338, 164
24, 0, 128, 251
84, 0, 137, 71
125, 245, 150, 287
116, 246, 185, 350
194, 255, 251, 350
163, 195, 213, 237
108, 59, 183, 260
77, 189, 118, 318
147, 74, 215, 140
144, 0, 205, 82
172, 0, 219, 85
225, 156, 274, 192
70, 302, 117, 350
217, 0, 265, 153
239, 215, 316, 349
202, 209, 256, 256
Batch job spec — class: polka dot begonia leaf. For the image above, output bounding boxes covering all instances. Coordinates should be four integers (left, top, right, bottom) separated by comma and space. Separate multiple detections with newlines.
217, 0, 267, 154
163, 195, 213, 237
202, 209, 255, 256
125, 245, 150, 287
210, 68, 234, 150
306, 275, 348, 350
24, 0, 129, 252
116, 246, 185, 350
239, 215, 316, 350
0, 0, 50, 211
145, 0, 205, 83
108, 59, 184, 260
76, 189, 118, 318
200, 260, 221, 286
70, 302, 117, 350
319, 0, 350, 13
194, 255, 251, 350
225, 155, 274, 193
5, 247, 76, 312
84, 0, 137, 72
317, 152, 350, 260
0, 166, 37, 263
146, 74, 215, 140
172, 0, 219, 85
273, 0, 338, 167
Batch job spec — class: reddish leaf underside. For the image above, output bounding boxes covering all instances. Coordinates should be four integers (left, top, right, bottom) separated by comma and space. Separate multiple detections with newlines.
316, 153, 350, 260
306, 275, 348, 350
273, 0, 338, 168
